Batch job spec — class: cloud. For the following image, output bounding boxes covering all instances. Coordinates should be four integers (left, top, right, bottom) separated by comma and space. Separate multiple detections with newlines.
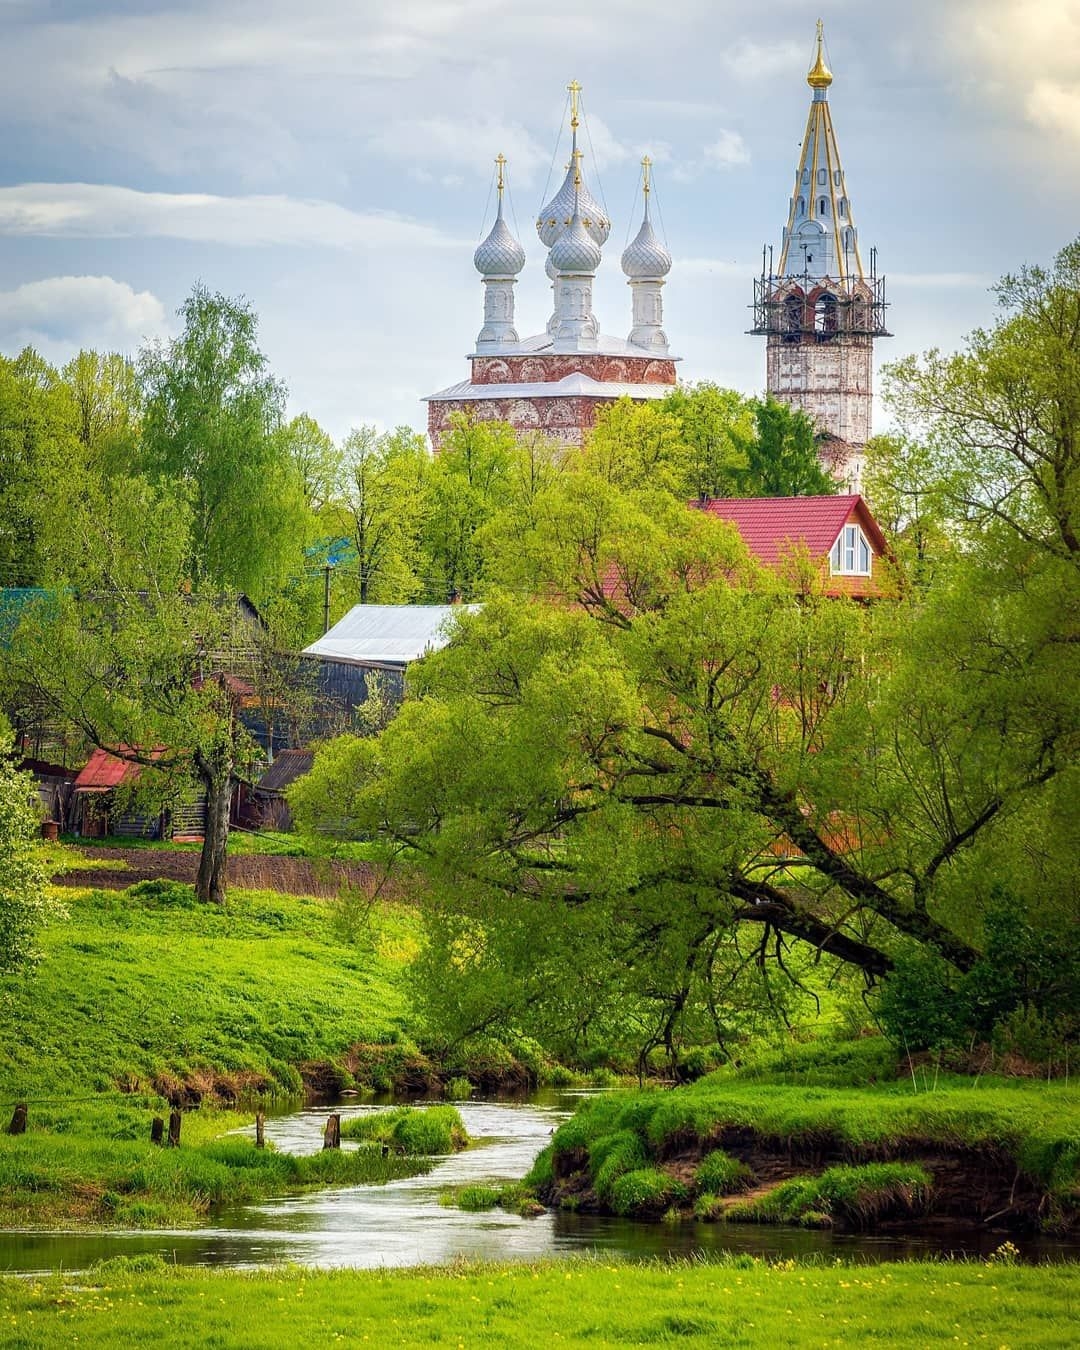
703, 131, 751, 169
0, 183, 460, 250
0, 275, 167, 355
719, 38, 805, 81
368, 117, 551, 186
889, 271, 993, 289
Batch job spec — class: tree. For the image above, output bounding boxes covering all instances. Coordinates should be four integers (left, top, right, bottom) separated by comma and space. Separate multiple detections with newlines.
61, 350, 141, 474
278, 413, 341, 519
9, 479, 260, 905
337, 425, 429, 604
661, 383, 754, 500
0, 733, 60, 974
745, 397, 837, 497
138, 285, 306, 601
419, 414, 514, 601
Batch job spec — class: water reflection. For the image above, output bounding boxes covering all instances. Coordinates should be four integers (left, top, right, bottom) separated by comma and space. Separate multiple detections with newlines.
1, 1092, 1078, 1276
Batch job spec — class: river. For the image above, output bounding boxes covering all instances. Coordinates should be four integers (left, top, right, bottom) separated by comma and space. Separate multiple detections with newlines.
1, 1092, 1077, 1275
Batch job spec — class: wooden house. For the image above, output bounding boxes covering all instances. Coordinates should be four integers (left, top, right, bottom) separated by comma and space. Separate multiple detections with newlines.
695, 495, 891, 598
71, 747, 206, 840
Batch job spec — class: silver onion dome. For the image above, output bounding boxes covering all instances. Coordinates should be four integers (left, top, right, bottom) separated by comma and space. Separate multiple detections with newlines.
549, 209, 602, 274
474, 210, 526, 277
537, 164, 611, 249
620, 214, 672, 279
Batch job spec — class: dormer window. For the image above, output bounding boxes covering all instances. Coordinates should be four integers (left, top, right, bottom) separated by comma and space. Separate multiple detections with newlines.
830, 523, 872, 576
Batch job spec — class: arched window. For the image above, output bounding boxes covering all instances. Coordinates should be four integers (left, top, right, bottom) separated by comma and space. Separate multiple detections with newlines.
815, 292, 838, 337
819, 197, 828, 215
802, 168, 810, 184
817, 168, 827, 185
797, 196, 805, 216
839, 198, 847, 217
834, 170, 842, 186
783, 295, 804, 341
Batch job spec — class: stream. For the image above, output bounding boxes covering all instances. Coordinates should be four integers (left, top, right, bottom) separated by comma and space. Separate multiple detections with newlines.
2, 1091, 1078, 1275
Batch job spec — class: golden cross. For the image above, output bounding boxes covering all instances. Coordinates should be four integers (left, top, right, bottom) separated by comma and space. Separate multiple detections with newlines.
495, 153, 506, 194
642, 155, 652, 195
568, 79, 582, 130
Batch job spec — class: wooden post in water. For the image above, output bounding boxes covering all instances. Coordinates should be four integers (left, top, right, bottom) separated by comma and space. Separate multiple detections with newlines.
150, 1117, 165, 1145
323, 1113, 341, 1150
167, 1110, 182, 1147
7, 1103, 27, 1135
255, 1112, 265, 1149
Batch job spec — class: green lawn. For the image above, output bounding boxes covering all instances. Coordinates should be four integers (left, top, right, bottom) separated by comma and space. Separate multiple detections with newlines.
0, 884, 418, 1100
1, 1257, 1077, 1347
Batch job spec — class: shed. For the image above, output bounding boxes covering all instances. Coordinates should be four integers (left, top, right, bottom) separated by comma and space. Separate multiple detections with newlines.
247, 748, 315, 831
71, 747, 206, 840
302, 604, 477, 723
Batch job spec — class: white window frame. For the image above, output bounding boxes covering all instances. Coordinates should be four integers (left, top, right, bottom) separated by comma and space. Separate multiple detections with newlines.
830, 523, 872, 576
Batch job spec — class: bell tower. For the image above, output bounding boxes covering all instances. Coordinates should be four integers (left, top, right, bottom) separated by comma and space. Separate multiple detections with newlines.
751, 22, 889, 493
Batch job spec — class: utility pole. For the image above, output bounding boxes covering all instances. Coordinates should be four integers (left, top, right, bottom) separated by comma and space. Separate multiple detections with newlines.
322, 562, 334, 635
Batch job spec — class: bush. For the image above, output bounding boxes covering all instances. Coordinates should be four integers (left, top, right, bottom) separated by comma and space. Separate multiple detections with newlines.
455, 1184, 501, 1211
609, 1168, 686, 1217
727, 1163, 931, 1227
445, 1076, 473, 1101
127, 879, 197, 908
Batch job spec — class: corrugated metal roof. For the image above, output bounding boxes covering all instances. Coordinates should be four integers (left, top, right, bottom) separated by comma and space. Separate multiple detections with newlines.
697, 496, 885, 566
73, 747, 149, 793
302, 604, 478, 667
256, 748, 315, 795
424, 372, 675, 403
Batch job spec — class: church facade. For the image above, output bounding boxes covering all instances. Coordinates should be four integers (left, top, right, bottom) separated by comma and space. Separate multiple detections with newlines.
424, 86, 679, 449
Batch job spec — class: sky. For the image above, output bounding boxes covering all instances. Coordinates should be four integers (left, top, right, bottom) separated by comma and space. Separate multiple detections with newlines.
2, 0, 1079, 441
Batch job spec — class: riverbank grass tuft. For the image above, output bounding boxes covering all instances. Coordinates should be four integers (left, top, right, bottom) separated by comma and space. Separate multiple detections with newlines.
340, 1105, 468, 1154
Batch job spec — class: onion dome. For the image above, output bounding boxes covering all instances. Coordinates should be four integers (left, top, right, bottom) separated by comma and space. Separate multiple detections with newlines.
545, 250, 558, 282
807, 19, 833, 89
474, 208, 525, 277
537, 162, 610, 248
550, 208, 602, 274
621, 215, 671, 278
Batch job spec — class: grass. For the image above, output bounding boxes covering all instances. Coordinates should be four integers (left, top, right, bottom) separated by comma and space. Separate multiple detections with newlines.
1, 1256, 1078, 1348
340, 1105, 468, 1154
726, 1163, 932, 1227
0, 884, 420, 1100
544, 1072, 1080, 1225
0, 1115, 432, 1228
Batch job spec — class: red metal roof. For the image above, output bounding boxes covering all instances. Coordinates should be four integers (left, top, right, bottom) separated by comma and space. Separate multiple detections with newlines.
73, 747, 153, 793
695, 495, 887, 568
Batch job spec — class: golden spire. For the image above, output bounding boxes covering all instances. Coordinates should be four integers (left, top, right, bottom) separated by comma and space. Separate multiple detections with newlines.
807, 18, 833, 90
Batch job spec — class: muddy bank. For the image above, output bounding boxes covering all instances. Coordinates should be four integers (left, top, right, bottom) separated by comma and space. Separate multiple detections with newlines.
542, 1128, 1064, 1234
54, 846, 385, 898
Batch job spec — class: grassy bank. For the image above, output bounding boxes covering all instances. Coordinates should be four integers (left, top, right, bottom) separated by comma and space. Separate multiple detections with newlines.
1, 1256, 1077, 1347
0, 1108, 430, 1228
0, 883, 419, 1101
537, 1072, 1080, 1231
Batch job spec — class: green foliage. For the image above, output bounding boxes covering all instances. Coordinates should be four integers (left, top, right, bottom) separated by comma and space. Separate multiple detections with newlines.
745, 397, 837, 497
727, 1163, 931, 1227
451, 1183, 501, 1211
590, 1130, 649, 1203
341, 1105, 468, 1154
694, 1149, 752, 1195
138, 284, 307, 600
0, 742, 61, 973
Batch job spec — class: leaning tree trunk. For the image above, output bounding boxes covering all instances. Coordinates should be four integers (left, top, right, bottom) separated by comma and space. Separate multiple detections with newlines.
194, 745, 233, 905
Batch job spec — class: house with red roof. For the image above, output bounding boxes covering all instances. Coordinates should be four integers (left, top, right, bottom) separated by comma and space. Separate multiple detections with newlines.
694, 495, 891, 598
72, 747, 206, 839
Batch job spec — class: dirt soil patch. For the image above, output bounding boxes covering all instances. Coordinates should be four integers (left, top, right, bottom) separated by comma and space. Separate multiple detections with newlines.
54, 846, 385, 899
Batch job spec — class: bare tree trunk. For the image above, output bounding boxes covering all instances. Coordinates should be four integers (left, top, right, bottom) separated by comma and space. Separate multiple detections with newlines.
195, 755, 232, 905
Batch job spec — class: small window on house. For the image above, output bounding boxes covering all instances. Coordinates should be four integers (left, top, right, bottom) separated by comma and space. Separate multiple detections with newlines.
818, 169, 827, 185
830, 523, 872, 576
819, 197, 828, 215
834, 170, 842, 186
802, 168, 810, 183
839, 198, 847, 217
797, 196, 806, 216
